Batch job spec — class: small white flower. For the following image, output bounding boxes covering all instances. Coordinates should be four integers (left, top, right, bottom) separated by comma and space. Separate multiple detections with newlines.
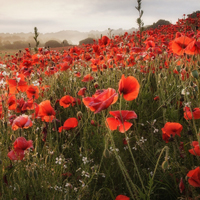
16, 77, 21, 83
132, 146, 137, 150
140, 137, 147, 143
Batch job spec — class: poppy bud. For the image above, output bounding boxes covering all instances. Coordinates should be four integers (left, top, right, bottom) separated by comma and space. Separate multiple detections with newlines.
10, 134, 15, 142
179, 177, 185, 193
103, 148, 111, 158
77, 111, 83, 120
161, 159, 169, 171
94, 82, 99, 88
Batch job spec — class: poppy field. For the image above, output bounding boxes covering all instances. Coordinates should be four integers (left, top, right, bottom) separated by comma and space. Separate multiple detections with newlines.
0, 13, 200, 200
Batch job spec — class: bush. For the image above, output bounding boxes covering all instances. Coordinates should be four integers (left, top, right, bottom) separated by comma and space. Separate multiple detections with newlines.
44, 40, 62, 48
79, 37, 95, 45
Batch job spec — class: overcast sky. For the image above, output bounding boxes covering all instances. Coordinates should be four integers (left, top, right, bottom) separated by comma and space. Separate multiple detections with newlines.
1, 0, 199, 33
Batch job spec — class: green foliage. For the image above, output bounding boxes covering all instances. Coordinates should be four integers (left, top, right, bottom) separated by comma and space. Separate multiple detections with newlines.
33, 27, 40, 53
135, 0, 144, 46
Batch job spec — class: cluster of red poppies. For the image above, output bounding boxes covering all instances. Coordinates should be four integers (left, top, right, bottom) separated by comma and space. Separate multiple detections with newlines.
0, 13, 200, 198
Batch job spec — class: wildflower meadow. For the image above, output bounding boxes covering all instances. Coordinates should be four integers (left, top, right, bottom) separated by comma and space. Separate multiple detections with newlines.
0, 10, 200, 200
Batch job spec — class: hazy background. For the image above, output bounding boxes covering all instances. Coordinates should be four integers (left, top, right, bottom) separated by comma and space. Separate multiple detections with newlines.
0, 0, 199, 46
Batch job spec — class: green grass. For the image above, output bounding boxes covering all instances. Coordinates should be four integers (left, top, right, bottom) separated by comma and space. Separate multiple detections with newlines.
0, 46, 200, 200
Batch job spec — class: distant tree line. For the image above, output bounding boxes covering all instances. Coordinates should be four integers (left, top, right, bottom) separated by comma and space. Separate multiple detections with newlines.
0, 37, 98, 50
0, 38, 71, 50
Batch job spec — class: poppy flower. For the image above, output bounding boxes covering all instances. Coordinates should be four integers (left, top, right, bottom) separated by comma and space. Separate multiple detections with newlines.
154, 96, 159, 101
7, 95, 16, 110
78, 87, 87, 97
184, 107, 200, 120
189, 141, 200, 156
185, 39, 200, 55
106, 110, 137, 133
22, 98, 36, 111
58, 118, 78, 132
26, 85, 39, 99
74, 72, 81, 77
118, 74, 140, 101
13, 136, 33, 150
83, 88, 118, 114
100, 36, 110, 46
7, 149, 25, 161
115, 195, 130, 200
171, 35, 193, 55
7, 137, 33, 161
59, 62, 70, 71
161, 122, 183, 143
81, 74, 94, 82
12, 115, 33, 131
37, 100, 56, 122
187, 167, 200, 187
7, 76, 28, 94
59, 95, 81, 108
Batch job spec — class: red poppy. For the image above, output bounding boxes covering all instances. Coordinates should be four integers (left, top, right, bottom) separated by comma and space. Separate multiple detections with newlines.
7, 95, 16, 110
187, 167, 200, 187
78, 87, 87, 97
106, 110, 137, 133
7, 137, 33, 161
99, 36, 110, 46
37, 100, 56, 122
74, 72, 81, 77
185, 39, 200, 55
22, 98, 36, 111
184, 107, 200, 120
13, 136, 33, 150
171, 35, 193, 55
189, 141, 200, 156
81, 74, 94, 82
115, 195, 130, 200
7, 149, 25, 161
161, 122, 183, 143
58, 118, 78, 132
59, 95, 81, 108
59, 62, 70, 71
83, 88, 118, 114
7, 76, 28, 94
154, 96, 159, 101
118, 74, 140, 101
12, 115, 33, 131
8, 78, 27, 93
26, 85, 39, 99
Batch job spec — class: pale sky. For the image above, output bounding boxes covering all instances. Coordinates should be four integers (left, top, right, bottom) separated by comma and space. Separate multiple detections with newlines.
1, 0, 199, 33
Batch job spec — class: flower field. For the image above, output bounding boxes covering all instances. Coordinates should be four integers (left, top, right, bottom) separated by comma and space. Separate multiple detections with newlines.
0, 13, 200, 200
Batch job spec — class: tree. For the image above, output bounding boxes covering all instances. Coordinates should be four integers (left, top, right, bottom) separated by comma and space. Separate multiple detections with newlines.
44, 40, 62, 48
62, 40, 70, 46
79, 38, 95, 45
